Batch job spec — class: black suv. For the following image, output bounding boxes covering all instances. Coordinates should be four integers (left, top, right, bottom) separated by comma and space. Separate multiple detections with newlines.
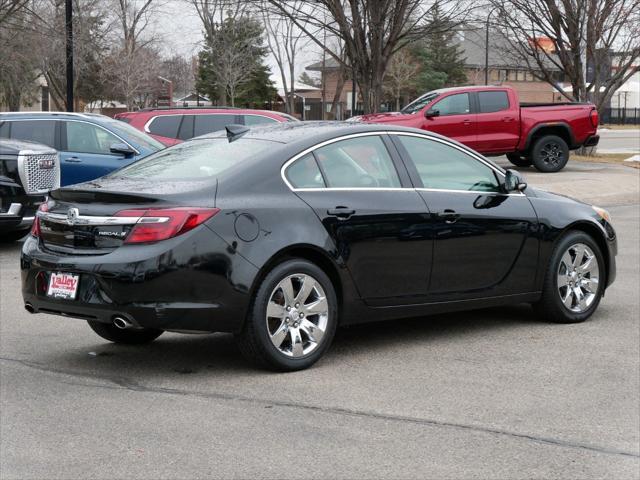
1, 139, 60, 238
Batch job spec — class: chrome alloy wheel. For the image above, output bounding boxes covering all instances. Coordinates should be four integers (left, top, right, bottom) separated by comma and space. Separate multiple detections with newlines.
265, 273, 329, 358
557, 243, 600, 313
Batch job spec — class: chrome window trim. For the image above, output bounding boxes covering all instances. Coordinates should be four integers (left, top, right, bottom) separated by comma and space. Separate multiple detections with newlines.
280, 130, 523, 195
38, 211, 170, 226
2, 118, 140, 156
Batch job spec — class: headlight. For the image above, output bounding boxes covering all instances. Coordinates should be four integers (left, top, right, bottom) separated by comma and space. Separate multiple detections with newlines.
592, 205, 611, 222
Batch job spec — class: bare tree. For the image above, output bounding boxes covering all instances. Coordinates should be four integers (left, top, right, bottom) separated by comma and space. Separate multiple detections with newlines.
260, 0, 308, 114
384, 48, 420, 111
0, 0, 28, 25
266, 0, 468, 113
491, 0, 640, 112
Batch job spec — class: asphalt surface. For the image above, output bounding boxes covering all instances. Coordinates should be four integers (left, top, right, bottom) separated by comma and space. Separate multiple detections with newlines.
1, 189, 639, 478
597, 129, 640, 154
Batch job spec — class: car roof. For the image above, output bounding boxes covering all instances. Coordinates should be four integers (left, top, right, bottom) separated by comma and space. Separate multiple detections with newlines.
0, 138, 56, 155
118, 108, 290, 118
0, 111, 112, 122
199, 120, 445, 144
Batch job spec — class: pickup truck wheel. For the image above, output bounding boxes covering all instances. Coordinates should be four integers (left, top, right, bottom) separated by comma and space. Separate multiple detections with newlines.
506, 153, 532, 167
531, 135, 569, 172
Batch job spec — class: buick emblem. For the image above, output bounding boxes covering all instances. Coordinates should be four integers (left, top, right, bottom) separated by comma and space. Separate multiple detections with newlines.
66, 207, 79, 225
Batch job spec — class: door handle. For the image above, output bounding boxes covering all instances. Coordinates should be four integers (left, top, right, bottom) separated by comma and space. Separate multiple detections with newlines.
327, 207, 356, 219
437, 209, 460, 224
462, 119, 472, 125
64, 157, 82, 163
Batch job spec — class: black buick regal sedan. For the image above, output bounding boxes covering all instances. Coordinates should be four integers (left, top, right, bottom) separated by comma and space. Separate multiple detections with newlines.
21, 122, 617, 371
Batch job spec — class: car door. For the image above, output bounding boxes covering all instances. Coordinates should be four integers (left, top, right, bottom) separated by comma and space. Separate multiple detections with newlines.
422, 92, 477, 149
283, 133, 433, 304
391, 133, 539, 299
59, 120, 133, 186
473, 90, 520, 153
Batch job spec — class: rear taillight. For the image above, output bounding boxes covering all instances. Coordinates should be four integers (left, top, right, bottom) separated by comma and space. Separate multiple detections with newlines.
115, 207, 219, 244
31, 203, 49, 237
590, 109, 599, 128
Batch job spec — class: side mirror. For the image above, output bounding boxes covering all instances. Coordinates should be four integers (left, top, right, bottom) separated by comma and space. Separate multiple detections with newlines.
504, 169, 527, 192
425, 109, 440, 118
110, 143, 136, 157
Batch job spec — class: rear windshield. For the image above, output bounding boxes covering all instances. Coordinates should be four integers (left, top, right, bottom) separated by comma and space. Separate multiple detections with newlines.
110, 137, 277, 180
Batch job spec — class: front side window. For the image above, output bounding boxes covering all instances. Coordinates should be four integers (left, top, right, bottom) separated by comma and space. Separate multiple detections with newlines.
148, 115, 182, 138
478, 91, 510, 113
102, 118, 164, 151
396, 135, 501, 192
9, 120, 56, 148
313, 136, 401, 188
65, 121, 120, 154
431, 93, 470, 116
111, 138, 276, 180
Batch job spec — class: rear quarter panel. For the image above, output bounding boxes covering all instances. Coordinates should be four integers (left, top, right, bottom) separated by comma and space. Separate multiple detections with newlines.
519, 105, 597, 149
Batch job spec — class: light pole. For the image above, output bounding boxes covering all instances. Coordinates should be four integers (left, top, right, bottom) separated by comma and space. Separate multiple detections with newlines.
484, 7, 497, 86
65, 0, 73, 112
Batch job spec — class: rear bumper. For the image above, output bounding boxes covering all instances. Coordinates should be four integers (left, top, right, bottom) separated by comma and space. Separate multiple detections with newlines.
584, 134, 600, 147
20, 227, 259, 333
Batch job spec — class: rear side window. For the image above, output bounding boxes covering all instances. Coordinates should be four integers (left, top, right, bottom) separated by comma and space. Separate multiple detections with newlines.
286, 153, 325, 188
193, 114, 236, 137
244, 115, 278, 126
112, 138, 276, 180
177, 115, 195, 140
9, 120, 56, 148
148, 115, 182, 138
0, 121, 9, 137
313, 136, 401, 188
478, 91, 510, 113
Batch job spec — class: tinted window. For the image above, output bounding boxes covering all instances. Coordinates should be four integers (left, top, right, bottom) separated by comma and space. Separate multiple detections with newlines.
244, 115, 278, 126
148, 115, 182, 138
397, 135, 500, 192
9, 120, 56, 148
478, 91, 510, 113
401, 92, 440, 114
286, 153, 325, 188
432, 93, 470, 116
177, 115, 194, 140
0, 121, 9, 137
112, 138, 276, 180
193, 114, 236, 137
313, 136, 400, 188
66, 121, 120, 154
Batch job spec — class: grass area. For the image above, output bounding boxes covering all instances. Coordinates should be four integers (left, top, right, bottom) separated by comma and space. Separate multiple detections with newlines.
571, 152, 639, 169
599, 124, 640, 130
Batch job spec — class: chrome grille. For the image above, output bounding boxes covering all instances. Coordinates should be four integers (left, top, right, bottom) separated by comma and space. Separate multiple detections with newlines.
18, 152, 60, 194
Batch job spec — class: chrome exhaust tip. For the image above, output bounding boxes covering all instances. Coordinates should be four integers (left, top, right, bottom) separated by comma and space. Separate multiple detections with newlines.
113, 316, 133, 330
24, 303, 35, 314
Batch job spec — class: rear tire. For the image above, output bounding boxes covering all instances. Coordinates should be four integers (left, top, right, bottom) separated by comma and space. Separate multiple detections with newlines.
531, 135, 569, 172
506, 153, 532, 167
87, 321, 163, 344
533, 231, 605, 323
236, 259, 338, 371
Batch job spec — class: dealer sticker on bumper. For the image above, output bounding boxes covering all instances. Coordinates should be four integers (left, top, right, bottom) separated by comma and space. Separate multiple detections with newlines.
47, 273, 79, 300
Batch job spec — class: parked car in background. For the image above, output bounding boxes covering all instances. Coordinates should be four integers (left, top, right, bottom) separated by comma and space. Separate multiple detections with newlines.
355, 86, 600, 172
21, 123, 616, 371
0, 112, 164, 186
115, 107, 298, 146
1, 138, 59, 239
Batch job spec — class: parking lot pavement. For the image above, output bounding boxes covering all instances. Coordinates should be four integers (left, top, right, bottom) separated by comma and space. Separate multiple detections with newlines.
1, 194, 639, 479
597, 129, 640, 154
493, 157, 639, 206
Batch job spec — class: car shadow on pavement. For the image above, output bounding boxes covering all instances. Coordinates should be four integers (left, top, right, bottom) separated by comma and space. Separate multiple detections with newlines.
28, 303, 543, 380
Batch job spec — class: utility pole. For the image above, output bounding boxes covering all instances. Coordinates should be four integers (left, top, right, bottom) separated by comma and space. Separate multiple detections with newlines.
484, 7, 497, 85
65, 0, 74, 112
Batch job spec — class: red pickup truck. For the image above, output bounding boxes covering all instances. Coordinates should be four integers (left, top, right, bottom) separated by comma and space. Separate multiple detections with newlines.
357, 86, 599, 172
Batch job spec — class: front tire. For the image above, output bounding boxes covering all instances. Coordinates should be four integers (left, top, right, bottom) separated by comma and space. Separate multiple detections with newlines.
533, 231, 605, 323
87, 321, 163, 344
236, 259, 338, 371
506, 153, 532, 167
531, 135, 569, 172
